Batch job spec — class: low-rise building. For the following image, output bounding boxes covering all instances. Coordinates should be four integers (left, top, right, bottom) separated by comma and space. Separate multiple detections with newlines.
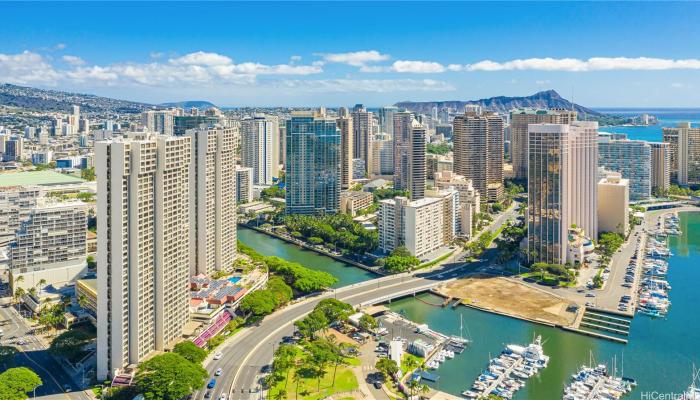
340, 191, 374, 216
75, 278, 97, 316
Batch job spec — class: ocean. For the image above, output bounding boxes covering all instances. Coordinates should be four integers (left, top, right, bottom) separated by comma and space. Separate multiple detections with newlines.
595, 108, 700, 142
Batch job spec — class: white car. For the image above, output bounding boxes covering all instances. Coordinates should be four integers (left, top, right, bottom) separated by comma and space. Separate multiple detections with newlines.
213, 352, 223, 360
215, 368, 223, 376
219, 394, 227, 400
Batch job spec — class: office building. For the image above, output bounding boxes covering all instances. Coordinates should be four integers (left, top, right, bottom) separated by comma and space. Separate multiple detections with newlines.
509, 108, 577, 180
96, 133, 191, 380
173, 115, 220, 135
3, 137, 23, 161
352, 105, 373, 173
597, 172, 629, 236
8, 199, 87, 290
336, 110, 353, 189
186, 126, 238, 276
377, 196, 445, 258
378, 106, 399, 136
597, 135, 651, 201
649, 142, 671, 193
141, 110, 174, 136
663, 122, 700, 186
285, 110, 341, 215
527, 122, 599, 265
236, 166, 254, 204
241, 115, 280, 185
453, 108, 504, 202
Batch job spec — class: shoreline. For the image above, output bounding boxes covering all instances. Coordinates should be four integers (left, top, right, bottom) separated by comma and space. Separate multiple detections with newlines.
239, 223, 385, 276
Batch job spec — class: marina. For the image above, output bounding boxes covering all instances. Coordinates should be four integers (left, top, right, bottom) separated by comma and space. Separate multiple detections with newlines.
636, 214, 678, 318
462, 336, 549, 399
563, 356, 636, 400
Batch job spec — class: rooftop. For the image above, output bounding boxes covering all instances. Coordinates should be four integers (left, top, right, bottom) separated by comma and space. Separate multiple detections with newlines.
0, 170, 84, 187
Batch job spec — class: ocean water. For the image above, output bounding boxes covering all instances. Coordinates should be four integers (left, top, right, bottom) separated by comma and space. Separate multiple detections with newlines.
595, 108, 700, 142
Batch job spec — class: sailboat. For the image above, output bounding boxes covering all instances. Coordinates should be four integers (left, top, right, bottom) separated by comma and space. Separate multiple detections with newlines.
449, 314, 472, 346
684, 364, 700, 400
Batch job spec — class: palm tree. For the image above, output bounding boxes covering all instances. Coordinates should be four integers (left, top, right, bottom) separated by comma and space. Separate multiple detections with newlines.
37, 279, 47, 296
27, 287, 37, 298
13, 287, 25, 308
77, 294, 89, 309
292, 370, 302, 400
407, 379, 420, 397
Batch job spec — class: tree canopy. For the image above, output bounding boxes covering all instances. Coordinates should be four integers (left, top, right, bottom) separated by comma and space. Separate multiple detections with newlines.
0, 367, 42, 400
135, 353, 207, 400
172, 341, 208, 365
283, 214, 378, 254
49, 329, 94, 357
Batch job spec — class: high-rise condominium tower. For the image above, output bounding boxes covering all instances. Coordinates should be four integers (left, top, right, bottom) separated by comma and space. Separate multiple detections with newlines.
285, 110, 341, 215
527, 122, 598, 265
663, 122, 700, 186
352, 104, 373, 174
96, 133, 191, 380
141, 110, 174, 136
186, 126, 238, 276
649, 142, 671, 193
241, 115, 280, 185
509, 108, 577, 180
409, 121, 426, 200
336, 109, 353, 189
597, 135, 651, 201
453, 108, 504, 202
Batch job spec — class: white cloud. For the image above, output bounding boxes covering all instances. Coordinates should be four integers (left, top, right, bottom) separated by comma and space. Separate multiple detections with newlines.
62, 55, 85, 66
391, 60, 445, 73
169, 51, 233, 66
0, 51, 60, 85
290, 55, 302, 62
448, 57, 700, 72
276, 78, 455, 93
53, 43, 66, 50
536, 79, 551, 85
671, 82, 685, 88
320, 50, 390, 66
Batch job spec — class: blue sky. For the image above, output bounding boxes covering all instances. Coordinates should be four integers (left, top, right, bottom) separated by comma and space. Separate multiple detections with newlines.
1, 1, 700, 107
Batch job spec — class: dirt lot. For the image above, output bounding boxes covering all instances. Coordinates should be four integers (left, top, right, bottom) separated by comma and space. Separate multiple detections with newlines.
436, 274, 578, 327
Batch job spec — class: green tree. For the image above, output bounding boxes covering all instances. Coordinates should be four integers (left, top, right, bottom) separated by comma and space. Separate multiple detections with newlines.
426, 142, 450, 155
375, 358, 398, 380
315, 299, 353, 324
49, 329, 94, 357
294, 309, 329, 340
172, 341, 208, 365
267, 276, 293, 306
0, 367, 42, 400
359, 314, 378, 332
135, 353, 207, 400
240, 290, 278, 317
272, 344, 297, 390
86, 255, 96, 269
305, 340, 332, 393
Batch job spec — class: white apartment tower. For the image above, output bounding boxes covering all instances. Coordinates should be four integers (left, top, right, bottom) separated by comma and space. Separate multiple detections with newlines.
236, 166, 254, 204
187, 126, 238, 275
96, 133, 191, 380
241, 115, 280, 185
141, 110, 174, 136
378, 196, 446, 258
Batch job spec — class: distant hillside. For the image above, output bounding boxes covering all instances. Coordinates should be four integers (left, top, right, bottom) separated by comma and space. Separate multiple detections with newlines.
396, 90, 602, 118
160, 100, 217, 110
0, 83, 153, 114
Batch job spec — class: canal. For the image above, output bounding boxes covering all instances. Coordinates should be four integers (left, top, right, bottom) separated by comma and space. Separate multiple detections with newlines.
237, 226, 378, 287
387, 212, 700, 399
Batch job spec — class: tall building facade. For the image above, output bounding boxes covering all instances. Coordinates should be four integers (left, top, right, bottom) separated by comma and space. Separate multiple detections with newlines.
236, 166, 254, 204
241, 115, 280, 185
352, 105, 373, 173
370, 132, 394, 176
597, 135, 651, 201
597, 172, 629, 236
409, 121, 426, 200
378, 106, 399, 136
285, 111, 341, 215
509, 108, 577, 180
649, 142, 671, 193
186, 126, 238, 275
96, 133, 191, 380
336, 110, 353, 189
527, 122, 598, 265
393, 111, 414, 192
453, 109, 504, 202
141, 110, 174, 136
663, 122, 700, 186
378, 196, 445, 258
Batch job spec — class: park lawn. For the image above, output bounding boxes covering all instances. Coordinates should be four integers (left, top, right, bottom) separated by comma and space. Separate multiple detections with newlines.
400, 353, 424, 375
269, 365, 358, 400
521, 272, 574, 287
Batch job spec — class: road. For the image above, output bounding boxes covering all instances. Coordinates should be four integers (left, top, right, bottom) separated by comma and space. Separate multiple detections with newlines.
203, 203, 521, 400
0, 303, 81, 399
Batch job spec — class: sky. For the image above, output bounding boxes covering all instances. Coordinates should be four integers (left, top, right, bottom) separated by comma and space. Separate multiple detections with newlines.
2, 1, 700, 108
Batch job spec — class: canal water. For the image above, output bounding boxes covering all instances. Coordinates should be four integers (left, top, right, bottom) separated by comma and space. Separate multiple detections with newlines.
237, 226, 377, 287
386, 212, 700, 399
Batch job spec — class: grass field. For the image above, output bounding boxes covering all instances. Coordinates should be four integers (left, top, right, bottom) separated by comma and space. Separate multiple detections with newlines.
269, 365, 358, 400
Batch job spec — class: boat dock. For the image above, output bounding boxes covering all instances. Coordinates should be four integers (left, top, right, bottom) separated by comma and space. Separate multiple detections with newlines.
474, 357, 524, 398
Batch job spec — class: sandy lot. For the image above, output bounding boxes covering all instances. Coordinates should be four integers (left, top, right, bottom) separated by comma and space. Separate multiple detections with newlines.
436, 274, 578, 327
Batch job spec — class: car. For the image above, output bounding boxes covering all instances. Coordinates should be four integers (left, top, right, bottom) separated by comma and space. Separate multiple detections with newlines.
373, 381, 383, 389
207, 378, 217, 389
213, 352, 223, 360
261, 364, 272, 373
219, 394, 227, 400
204, 391, 212, 398
585, 293, 596, 298
63, 384, 71, 392
585, 302, 594, 307
577, 289, 585, 293
17, 339, 26, 346
215, 368, 223, 376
